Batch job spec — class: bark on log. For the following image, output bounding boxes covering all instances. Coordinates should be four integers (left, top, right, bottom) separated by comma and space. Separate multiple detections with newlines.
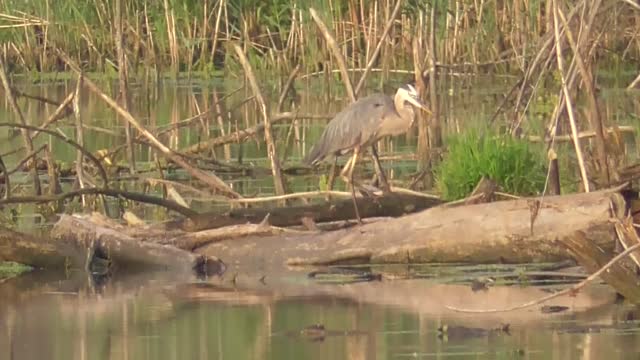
173, 193, 443, 232
199, 188, 622, 269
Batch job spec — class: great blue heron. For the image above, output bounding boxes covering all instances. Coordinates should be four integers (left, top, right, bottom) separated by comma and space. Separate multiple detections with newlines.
303, 84, 431, 221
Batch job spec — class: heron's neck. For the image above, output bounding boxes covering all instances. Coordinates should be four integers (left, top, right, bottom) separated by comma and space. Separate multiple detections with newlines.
394, 95, 415, 130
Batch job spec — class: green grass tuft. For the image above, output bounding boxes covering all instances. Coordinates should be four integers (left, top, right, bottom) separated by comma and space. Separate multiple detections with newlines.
436, 130, 547, 201
0, 261, 32, 279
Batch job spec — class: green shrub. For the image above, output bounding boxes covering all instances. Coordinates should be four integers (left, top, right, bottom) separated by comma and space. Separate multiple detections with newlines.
436, 131, 547, 201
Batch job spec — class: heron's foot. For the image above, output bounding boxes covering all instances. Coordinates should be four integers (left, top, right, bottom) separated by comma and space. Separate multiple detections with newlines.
357, 183, 384, 197
370, 175, 391, 195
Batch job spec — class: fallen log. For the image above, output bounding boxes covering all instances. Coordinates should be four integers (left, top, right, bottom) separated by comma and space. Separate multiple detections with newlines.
50, 214, 226, 276
198, 188, 624, 268
172, 192, 443, 232
0, 215, 225, 277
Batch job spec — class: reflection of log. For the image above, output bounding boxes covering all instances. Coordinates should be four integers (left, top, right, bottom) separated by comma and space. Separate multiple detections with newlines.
176, 193, 443, 231
0, 215, 225, 277
199, 188, 623, 267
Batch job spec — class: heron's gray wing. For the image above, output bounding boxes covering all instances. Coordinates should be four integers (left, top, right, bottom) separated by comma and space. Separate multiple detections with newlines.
304, 94, 392, 165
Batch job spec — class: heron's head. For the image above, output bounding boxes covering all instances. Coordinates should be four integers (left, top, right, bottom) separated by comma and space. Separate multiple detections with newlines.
396, 84, 431, 114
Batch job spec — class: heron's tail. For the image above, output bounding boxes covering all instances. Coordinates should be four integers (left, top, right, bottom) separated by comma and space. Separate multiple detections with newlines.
302, 137, 328, 166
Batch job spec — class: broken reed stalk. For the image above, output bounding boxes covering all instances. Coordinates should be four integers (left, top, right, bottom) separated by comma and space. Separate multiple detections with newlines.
115, 0, 136, 174
44, 146, 60, 197
309, 8, 357, 102
413, 14, 430, 177
552, 0, 590, 192
72, 75, 87, 206
277, 64, 301, 113
354, 0, 403, 95
0, 122, 108, 186
31, 92, 74, 138
556, 3, 609, 186
55, 48, 241, 199
0, 153, 9, 199
427, 4, 441, 151
232, 44, 286, 196
0, 57, 42, 196
210, 0, 225, 63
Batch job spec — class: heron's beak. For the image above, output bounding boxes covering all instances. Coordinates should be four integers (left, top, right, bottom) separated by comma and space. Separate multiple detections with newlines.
407, 96, 432, 115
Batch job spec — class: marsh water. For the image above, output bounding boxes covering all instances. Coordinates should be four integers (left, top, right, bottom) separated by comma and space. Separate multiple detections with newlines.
2, 76, 640, 359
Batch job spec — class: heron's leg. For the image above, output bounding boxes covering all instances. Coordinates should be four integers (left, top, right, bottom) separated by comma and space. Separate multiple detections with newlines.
348, 147, 362, 224
370, 144, 390, 193
339, 152, 356, 183
327, 156, 338, 191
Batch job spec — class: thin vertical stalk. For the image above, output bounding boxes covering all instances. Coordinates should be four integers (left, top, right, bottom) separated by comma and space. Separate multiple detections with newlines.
0, 58, 41, 195
557, 3, 609, 186
163, 0, 178, 74
552, 0, 590, 192
355, 0, 403, 96
428, 4, 441, 150
73, 75, 86, 206
310, 8, 356, 102
413, 13, 429, 176
232, 44, 286, 196
210, 0, 225, 65
115, 0, 135, 174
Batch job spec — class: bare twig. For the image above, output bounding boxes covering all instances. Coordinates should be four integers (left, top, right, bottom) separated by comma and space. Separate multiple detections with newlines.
229, 190, 353, 204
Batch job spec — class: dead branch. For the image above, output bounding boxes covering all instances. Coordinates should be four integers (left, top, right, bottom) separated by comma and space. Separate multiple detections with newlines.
0, 187, 198, 218
55, 48, 241, 199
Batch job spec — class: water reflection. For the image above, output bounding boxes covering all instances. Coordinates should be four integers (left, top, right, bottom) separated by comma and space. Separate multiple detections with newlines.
1, 270, 640, 359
